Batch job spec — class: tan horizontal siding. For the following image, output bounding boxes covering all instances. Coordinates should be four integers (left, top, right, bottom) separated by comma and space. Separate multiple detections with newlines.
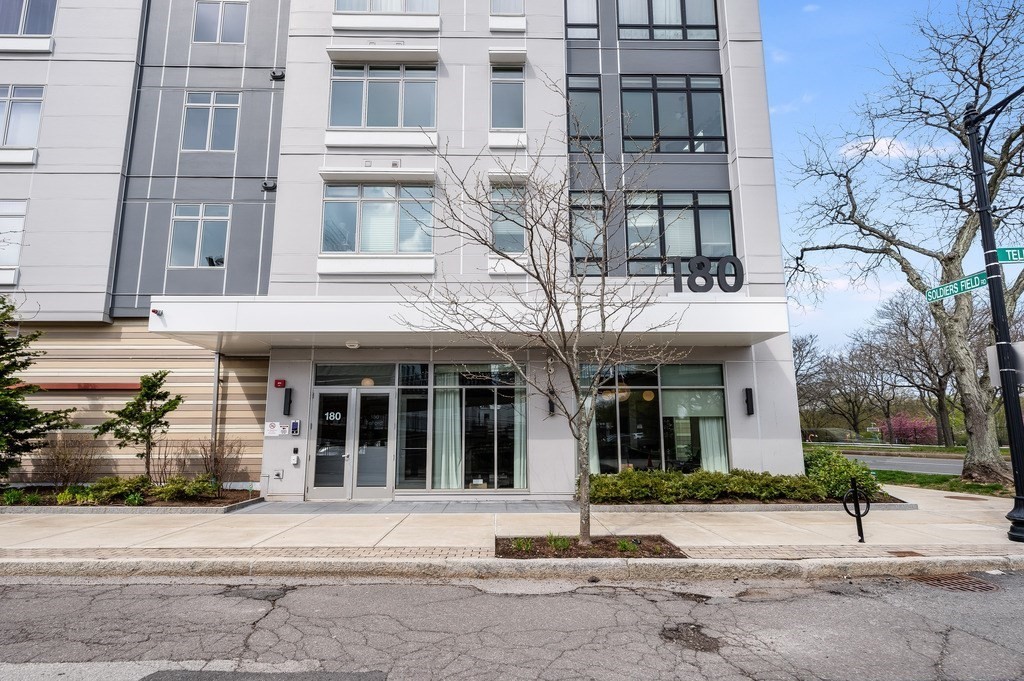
12, 320, 269, 485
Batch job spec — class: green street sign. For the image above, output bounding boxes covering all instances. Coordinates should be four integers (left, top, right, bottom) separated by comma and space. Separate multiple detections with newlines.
998, 248, 1024, 264
926, 272, 988, 303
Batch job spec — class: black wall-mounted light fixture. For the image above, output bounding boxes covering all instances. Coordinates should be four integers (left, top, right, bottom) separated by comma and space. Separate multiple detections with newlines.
270, 69, 285, 81
744, 388, 755, 416
262, 180, 277, 192
548, 390, 557, 416
283, 388, 293, 416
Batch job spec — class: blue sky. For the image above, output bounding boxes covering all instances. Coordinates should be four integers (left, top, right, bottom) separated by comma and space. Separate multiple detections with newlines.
761, 1, 952, 347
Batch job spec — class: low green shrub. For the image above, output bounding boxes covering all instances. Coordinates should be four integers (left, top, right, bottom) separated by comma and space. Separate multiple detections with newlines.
2, 489, 24, 505
152, 473, 219, 502
616, 538, 637, 553
24, 493, 43, 506
803, 446, 881, 499
546, 532, 572, 551
56, 489, 75, 505
589, 467, 828, 505
511, 537, 533, 552
124, 492, 145, 507
88, 476, 151, 503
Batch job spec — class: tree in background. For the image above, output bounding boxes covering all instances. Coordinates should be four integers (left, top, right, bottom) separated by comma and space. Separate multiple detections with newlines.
792, 334, 831, 430
789, 0, 1024, 481
0, 296, 75, 478
95, 371, 183, 478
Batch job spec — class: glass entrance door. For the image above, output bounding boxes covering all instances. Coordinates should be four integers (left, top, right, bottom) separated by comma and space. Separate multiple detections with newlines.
352, 390, 395, 499
307, 393, 352, 500
307, 390, 395, 500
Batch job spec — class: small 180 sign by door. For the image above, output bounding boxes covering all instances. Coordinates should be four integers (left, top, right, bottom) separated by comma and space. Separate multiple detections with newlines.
670, 256, 745, 294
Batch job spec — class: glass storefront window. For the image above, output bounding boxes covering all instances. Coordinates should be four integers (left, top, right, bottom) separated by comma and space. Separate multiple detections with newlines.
586, 364, 728, 474
397, 388, 428, 489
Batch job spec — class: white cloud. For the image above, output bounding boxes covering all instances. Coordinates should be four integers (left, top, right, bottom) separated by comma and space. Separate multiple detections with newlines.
838, 136, 955, 159
803, 4, 820, 11
769, 92, 815, 115
770, 49, 790, 64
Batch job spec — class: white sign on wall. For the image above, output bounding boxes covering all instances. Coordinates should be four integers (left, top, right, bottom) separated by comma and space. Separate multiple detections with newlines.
264, 421, 284, 437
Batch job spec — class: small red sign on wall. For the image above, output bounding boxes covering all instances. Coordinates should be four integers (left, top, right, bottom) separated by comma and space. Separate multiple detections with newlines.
274, 379, 286, 388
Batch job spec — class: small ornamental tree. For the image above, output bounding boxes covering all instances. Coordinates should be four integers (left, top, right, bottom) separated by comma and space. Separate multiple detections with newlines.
0, 296, 76, 478
95, 370, 183, 478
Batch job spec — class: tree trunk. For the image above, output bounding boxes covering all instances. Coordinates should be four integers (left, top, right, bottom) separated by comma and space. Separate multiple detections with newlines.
577, 436, 591, 545
941, 316, 1012, 483
886, 415, 895, 444
936, 393, 955, 448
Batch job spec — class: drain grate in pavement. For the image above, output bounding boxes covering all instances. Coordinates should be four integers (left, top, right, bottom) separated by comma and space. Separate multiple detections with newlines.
910, 574, 999, 592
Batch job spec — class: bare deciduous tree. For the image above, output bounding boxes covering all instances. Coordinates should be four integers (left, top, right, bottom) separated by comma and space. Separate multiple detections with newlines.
397, 134, 692, 543
789, 0, 1024, 481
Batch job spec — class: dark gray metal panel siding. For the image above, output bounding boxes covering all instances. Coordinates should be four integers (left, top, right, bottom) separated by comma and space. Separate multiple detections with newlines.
111, 0, 287, 316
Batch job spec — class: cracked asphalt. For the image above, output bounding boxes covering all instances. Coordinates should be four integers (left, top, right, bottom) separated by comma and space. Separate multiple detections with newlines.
0, 573, 1021, 680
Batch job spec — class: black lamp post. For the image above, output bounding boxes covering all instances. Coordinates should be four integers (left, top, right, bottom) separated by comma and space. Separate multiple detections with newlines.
963, 84, 1024, 542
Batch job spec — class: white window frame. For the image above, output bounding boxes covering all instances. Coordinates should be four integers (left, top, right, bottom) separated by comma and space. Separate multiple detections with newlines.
192, 0, 247, 44
329, 65, 437, 130
0, 85, 42, 147
180, 91, 240, 152
0, 200, 27, 278
167, 203, 230, 269
0, 0, 58, 36
335, 0, 439, 13
490, 0, 525, 15
490, 66, 525, 131
321, 184, 434, 255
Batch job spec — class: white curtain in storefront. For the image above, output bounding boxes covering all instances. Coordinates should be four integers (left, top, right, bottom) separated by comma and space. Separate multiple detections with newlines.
618, 0, 648, 23
698, 417, 728, 473
432, 372, 462, 488
514, 390, 527, 488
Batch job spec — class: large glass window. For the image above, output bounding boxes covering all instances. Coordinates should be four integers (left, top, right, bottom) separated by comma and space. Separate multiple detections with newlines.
571, 192, 605, 275
566, 0, 598, 38
491, 187, 524, 254
0, 200, 26, 269
567, 75, 602, 152
168, 204, 229, 268
182, 92, 239, 151
491, 66, 525, 130
625, 191, 733, 275
433, 365, 526, 490
336, 0, 439, 12
585, 364, 727, 474
0, 85, 42, 147
322, 184, 433, 254
330, 65, 437, 129
621, 75, 724, 153
617, 0, 717, 40
193, 1, 247, 43
0, 0, 57, 36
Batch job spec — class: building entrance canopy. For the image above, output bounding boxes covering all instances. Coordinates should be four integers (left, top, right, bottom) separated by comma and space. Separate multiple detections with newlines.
148, 295, 792, 354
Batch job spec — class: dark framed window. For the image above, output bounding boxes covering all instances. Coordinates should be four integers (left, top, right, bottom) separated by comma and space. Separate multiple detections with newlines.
491, 66, 525, 130
330, 65, 437, 129
621, 75, 725, 153
625, 191, 734, 275
566, 0, 598, 38
570, 192, 605, 275
567, 75, 602, 152
617, 0, 717, 40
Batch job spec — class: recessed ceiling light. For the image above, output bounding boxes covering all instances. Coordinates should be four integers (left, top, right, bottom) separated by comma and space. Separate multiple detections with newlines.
345, 341, 360, 349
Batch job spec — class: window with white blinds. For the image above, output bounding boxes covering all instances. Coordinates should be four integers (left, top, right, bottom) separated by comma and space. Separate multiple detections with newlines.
491, 188, 525, 253
625, 192, 733, 275
322, 184, 434, 254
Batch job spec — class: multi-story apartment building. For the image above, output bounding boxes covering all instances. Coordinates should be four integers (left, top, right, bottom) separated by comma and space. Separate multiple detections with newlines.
6, 0, 801, 501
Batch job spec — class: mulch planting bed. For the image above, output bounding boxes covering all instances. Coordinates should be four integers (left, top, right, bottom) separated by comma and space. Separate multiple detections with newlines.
2, 486, 256, 508
594, 492, 905, 505
496, 535, 686, 559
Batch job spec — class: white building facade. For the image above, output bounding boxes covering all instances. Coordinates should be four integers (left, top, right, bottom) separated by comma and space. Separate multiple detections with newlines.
150, 0, 804, 501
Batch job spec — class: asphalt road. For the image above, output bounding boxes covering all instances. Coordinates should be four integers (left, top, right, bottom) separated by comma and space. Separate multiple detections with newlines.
844, 453, 965, 475
0, 573, 1022, 680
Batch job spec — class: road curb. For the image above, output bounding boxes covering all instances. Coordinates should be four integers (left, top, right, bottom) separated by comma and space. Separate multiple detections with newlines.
0, 497, 264, 514
0, 555, 1014, 580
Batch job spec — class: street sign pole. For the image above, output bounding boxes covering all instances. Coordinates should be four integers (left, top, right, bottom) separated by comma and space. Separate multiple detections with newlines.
965, 101, 1024, 542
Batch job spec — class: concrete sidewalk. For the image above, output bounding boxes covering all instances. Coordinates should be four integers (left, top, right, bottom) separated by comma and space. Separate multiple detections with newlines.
1, 485, 1022, 580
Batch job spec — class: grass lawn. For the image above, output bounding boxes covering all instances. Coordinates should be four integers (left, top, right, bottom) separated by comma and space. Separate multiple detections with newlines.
873, 470, 1013, 498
